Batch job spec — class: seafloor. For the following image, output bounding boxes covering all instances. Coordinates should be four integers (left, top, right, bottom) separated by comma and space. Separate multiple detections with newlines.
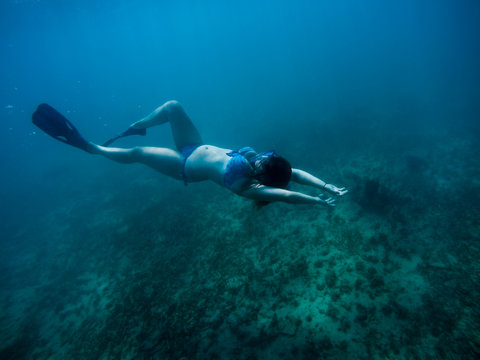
1, 121, 479, 359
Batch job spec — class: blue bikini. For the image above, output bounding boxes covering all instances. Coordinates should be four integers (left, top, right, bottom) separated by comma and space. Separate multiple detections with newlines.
180, 143, 203, 185
223, 147, 256, 189
182, 145, 274, 189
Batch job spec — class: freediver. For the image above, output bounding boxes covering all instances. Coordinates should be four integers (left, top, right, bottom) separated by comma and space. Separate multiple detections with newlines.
32, 101, 348, 206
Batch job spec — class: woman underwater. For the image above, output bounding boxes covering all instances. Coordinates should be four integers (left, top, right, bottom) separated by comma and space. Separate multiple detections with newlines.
32, 100, 348, 206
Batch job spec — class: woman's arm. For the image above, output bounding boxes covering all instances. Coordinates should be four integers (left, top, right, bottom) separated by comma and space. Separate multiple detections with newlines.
291, 169, 348, 196
240, 185, 336, 206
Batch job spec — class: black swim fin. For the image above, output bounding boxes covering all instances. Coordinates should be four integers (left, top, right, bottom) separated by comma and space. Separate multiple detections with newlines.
102, 126, 146, 147
32, 103, 90, 152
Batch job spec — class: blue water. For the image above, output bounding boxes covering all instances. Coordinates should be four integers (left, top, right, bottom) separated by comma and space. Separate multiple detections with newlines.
1, 1, 479, 359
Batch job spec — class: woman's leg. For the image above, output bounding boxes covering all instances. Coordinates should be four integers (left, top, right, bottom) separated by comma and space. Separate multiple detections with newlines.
88, 101, 201, 181
131, 100, 203, 150
88, 143, 184, 180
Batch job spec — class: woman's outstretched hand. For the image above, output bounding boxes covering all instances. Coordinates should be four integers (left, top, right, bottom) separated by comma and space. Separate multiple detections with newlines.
318, 194, 336, 207
324, 184, 348, 196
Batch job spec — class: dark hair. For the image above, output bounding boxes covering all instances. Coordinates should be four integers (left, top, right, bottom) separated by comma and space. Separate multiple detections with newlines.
256, 155, 292, 188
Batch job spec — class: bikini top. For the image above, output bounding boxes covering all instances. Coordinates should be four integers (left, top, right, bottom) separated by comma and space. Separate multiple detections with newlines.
223, 147, 275, 190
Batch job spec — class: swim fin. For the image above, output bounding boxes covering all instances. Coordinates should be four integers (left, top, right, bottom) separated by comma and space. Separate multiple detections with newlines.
102, 126, 146, 147
32, 103, 90, 152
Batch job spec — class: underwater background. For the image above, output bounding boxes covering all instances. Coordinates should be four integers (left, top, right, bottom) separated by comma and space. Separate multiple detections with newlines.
1, 0, 479, 359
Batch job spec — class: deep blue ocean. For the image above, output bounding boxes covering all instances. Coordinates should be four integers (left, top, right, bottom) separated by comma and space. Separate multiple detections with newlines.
1, 1, 479, 359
